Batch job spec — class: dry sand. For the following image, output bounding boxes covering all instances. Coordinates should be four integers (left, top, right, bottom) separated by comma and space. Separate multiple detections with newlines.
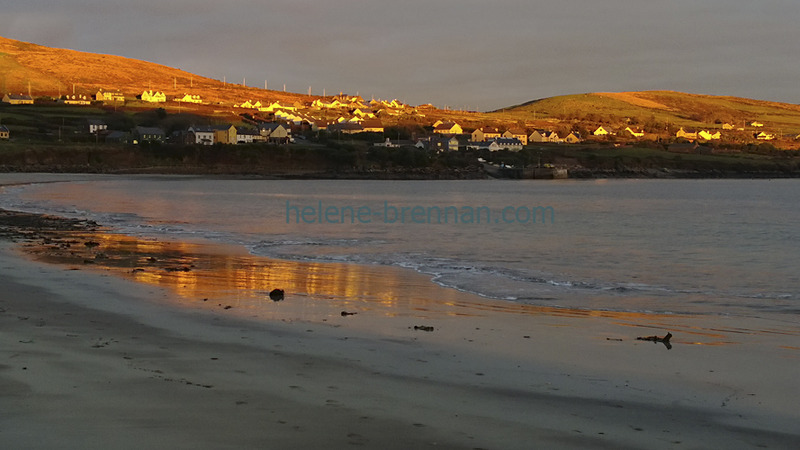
2, 227, 800, 449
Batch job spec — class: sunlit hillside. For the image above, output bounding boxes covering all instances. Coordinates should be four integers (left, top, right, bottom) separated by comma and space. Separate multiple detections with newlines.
0, 35, 314, 107
505, 91, 800, 134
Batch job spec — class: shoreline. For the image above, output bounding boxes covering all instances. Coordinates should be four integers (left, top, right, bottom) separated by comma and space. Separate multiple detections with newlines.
3, 166, 800, 180
1, 207, 800, 448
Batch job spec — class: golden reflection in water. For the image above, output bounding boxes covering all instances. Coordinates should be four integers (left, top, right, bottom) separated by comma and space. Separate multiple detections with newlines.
30, 230, 481, 317
24, 229, 800, 349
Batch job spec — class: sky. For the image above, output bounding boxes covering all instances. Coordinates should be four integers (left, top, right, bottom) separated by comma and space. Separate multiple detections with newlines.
2, 0, 799, 111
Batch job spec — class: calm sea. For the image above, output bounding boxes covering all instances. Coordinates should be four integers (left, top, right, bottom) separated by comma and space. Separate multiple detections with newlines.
2, 175, 799, 318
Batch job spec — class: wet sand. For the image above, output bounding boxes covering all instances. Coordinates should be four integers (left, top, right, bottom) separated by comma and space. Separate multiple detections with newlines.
1, 212, 800, 449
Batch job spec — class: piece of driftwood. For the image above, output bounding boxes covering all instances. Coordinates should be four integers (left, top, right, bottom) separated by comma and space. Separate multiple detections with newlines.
341, 311, 357, 316
413, 325, 435, 332
637, 332, 672, 350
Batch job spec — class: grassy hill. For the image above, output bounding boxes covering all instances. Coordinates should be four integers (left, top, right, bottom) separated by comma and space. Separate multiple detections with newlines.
0, 35, 312, 107
503, 91, 800, 137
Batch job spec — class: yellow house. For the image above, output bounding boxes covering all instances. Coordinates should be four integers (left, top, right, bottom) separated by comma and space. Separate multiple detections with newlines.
750, 121, 764, 128
472, 127, 500, 142
175, 94, 203, 104
564, 132, 582, 144
756, 131, 774, 140
433, 122, 462, 134
259, 101, 296, 112
623, 127, 644, 138
60, 94, 92, 105
722, 123, 735, 130
361, 119, 384, 133
503, 129, 529, 146
140, 90, 166, 103
676, 127, 698, 140
212, 125, 237, 144
593, 126, 614, 136
352, 108, 376, 119
2, 93, 34, 105
97, 90, 125, 102
529, 130, 549, 143
259, 123, 291, 143
698, 130, 721, 141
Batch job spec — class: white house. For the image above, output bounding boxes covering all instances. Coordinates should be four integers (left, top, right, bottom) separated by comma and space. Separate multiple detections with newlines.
187, 126, 215, 145
87, 119, 107, 134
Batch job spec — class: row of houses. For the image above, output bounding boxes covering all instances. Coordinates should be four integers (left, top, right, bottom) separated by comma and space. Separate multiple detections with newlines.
433, 121, 583, 145
374, 135, 524, 152
91, 122, 293, 145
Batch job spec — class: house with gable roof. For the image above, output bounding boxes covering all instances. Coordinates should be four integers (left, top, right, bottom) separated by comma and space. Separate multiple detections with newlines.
698, 130, 721, 141
564, 131, 582, 144
212, 124, 237, 144
433, 121, 463, 135
259, 122, 291, 143
503, 129, 529, 146
361, 119, 384, 133
593, 126, 615, 136
676, 127, 698, 141
139, 90, 166, 103
133, 126, 165, 144
175, 94, 203, 104
623, 127, 645, 138
2, 93, 34, 105
529, 129, 562, 143
471, 127, 501, 142
188, 126, 215, 145
495, 137, 524, 151
96, 90, 125, 102
59, 94, 92, 105
87, 119, 108, 134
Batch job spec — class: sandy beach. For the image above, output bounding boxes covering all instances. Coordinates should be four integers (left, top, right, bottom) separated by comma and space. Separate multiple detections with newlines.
1, 213, 800, 449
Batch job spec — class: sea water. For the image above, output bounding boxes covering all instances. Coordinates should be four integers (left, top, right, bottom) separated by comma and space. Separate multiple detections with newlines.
2, 175, 799, 318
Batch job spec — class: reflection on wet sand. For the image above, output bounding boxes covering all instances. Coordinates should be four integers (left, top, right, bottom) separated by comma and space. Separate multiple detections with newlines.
25, 230, 492, 319
20, 228, 799, 347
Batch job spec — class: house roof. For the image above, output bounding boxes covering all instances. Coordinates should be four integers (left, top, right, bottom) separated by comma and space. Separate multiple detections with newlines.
495, 138, 523, 145
361, 119, 384, 129
259, 122, 288, 132
330, 122, 364, 131
434, 122, 459, 130
0, 125, 9, 132
4, 93, 33, 100
189, 126, 215, 133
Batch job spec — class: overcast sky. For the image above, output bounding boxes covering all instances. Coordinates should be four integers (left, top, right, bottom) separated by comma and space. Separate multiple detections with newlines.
2, 0, 799, 111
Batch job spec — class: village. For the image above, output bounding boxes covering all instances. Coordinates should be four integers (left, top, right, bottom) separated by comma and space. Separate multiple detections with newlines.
1, 87, 795, 155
